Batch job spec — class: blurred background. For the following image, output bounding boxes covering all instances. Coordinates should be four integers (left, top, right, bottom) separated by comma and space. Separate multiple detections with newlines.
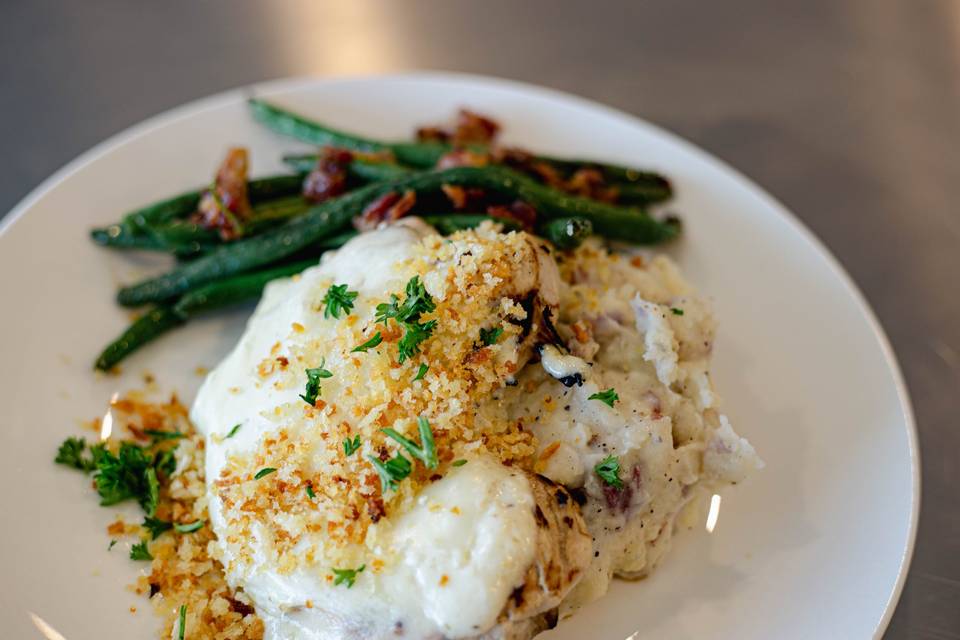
1, 0, 957, 636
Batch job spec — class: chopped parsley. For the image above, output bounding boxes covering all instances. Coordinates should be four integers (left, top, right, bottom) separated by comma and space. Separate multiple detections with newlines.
479, 326, 503, 346
343, 435, 362, 456
143, 429, 185, 442
352, 332, 383, 353
375, 276, 438, 363
594, 455, 624, 489
177, 604, 187, 640
412, 363, 429, 382
130, 540, 153, 561
332, 564, 365, 588
671, 307, 684, 316
375, 276, 436, 325
306, 483, 316, 499
397, 320, 436, 363
382, 417, 438, 469
452, 459, 468, 467
174, 520, 205, 534
54, 436, 178, 517
54, 437, 96, 471
321, 283, 359, 319
368, 453, 412, 492
300, 362, 333, 406
225, 423, 242, 439
143, 516, 173, 539
588, 388, 619, 407
108, 539, 118, 551
254, 467, 277, 480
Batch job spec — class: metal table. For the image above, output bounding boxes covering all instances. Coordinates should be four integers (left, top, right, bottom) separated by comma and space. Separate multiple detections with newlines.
1, 1, 956, 636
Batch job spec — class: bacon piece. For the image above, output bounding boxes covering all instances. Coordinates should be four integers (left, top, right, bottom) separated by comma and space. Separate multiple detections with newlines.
452, 109, 500, 145
303, 147, 351, 203
354, 190, 417, 231
194, 147, 254, 240
486, 200, 538, 231
435, 149, 490, 170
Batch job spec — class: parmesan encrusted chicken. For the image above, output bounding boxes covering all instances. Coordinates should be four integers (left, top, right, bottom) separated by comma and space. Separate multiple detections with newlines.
191, 220, 759, 640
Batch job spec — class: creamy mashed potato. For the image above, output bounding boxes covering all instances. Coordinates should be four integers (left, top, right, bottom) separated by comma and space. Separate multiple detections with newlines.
191, 221, 759, 639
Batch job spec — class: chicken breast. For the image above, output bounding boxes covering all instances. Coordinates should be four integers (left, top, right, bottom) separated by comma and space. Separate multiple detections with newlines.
192, 222, 589, 639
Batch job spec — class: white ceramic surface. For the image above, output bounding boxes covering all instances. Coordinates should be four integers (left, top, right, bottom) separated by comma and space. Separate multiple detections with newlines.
0, 73, 918, 640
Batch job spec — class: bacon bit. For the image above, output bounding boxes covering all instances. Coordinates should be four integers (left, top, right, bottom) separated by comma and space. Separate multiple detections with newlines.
486, 200, 537, 231
435, 149, 489, 170
276, 356, 289, 369
539, 441, 561, 461
291, 322, 305, 333
452, 109, 500, 146
193, 147, 254, 240
441, 184, 467, 209
354, 190, 417, 231
630, 255, 646, 268
439, 574, 450, 587
566, 167, 617, 203
303, 147, 351, 203
416, 109, 500, 147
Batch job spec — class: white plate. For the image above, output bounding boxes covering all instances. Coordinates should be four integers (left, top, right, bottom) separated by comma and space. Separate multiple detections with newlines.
0, 73, 918, 639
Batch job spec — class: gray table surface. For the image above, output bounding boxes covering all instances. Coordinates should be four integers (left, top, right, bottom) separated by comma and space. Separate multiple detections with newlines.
2, 0, 957, 637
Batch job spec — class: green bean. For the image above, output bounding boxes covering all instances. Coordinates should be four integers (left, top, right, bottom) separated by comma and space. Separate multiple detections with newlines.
117, 166, 677, 307
614, 180, 673, 207
539, 216, 593, 250
173, 259, 318, 316
94, 306, 185, 371
120, 174, 304, 233
422, 214, 521, 235
282, 154, 415, 184
250, 99, 673, 198
91, 224, 166, 250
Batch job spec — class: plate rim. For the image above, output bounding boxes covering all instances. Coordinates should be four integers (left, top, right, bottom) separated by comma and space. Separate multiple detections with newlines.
0, 71, 920, 637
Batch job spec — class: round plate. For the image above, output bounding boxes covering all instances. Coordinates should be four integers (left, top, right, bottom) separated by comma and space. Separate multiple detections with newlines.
0, 73, 918, 639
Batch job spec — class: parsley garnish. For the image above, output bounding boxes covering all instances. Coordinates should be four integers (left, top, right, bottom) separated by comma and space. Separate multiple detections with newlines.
344, 435, 362, 456
174, 520, 204, 534
177, 604, 187, 640
479, 326, 503, 345
130, 540, 153, 561
332, 564, 365, 588
143, 429, 185, 442
671, 307, 684, 316
143, 516, 173, 539
54, 437, 176, 516
382, 417, 438, 469
300, 361, 333, 405
254, 467, 277, 480
306, 483, 316, 499
594, 455, 624, 489
375, 276, 438, 363
352, 332, 383, 353
321, 284, 359, 319
108, 539, 118, 551
375, 276, 436, 325
368, 454, 412, 492
55, 437, 96, 471
225, 423, 241, 438
412, 363, 429, 382
397, 320, 436, 363
588, 388, 619, 407
452, 459, 468, 467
